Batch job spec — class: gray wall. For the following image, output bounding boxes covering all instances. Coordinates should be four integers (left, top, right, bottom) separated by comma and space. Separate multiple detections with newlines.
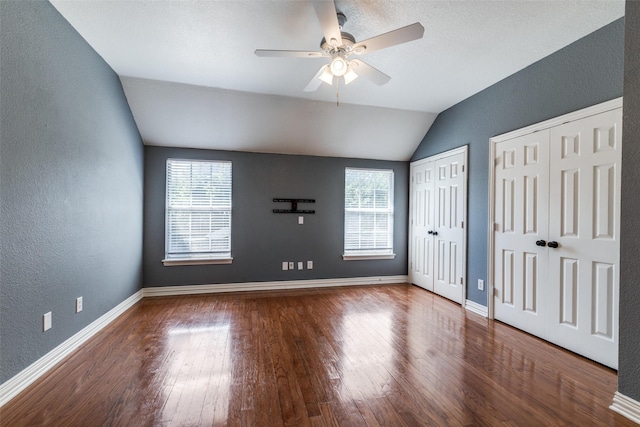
144, 147, 408, 287
411, 18, 625, 305
0, 1, 144, 382
619, 0, 640, 402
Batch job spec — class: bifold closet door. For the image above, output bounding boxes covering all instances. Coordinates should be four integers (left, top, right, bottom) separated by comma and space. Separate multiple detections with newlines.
410, 148, 467, 304
493, 107, 621, 369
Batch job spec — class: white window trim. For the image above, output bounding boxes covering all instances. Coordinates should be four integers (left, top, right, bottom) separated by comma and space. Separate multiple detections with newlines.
343, 167, 395, 260
164, 159, 232, 266
342, 254, 396, 261
162, 257, 233, 267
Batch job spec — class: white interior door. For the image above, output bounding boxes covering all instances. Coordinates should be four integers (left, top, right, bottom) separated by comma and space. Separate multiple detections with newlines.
432, 153, 466, 304
494, 131, 550, 338
546, 109, 621, 368
409, 160, 435, 291
491, 101, 621, 369
409, 147, 467, 304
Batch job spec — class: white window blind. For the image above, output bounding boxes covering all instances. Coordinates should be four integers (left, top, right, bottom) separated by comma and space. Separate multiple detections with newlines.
344, 168, 394, 256
165, 159, 232, 261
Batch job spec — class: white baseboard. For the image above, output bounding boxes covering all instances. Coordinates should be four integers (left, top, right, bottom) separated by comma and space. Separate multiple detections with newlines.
465, 299, 488, 317
144, 275, 409, 297
0, 290, 143, 407
611, 391, 640, 424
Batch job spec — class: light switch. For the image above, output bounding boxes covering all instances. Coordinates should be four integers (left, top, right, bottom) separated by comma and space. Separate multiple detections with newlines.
43, 312, 52, 331
298, 216, 304, 225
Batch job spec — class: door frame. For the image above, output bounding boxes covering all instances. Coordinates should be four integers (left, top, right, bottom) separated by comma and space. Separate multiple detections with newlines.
409, 145, 468, 304
487, 97, 623, 320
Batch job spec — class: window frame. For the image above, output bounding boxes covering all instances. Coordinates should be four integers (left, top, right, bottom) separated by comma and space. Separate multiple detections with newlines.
162, 158, 233, 266
343, 167, 396, 261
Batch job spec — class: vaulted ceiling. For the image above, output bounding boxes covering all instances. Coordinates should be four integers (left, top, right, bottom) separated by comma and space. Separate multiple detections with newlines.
50, 0, 624, 161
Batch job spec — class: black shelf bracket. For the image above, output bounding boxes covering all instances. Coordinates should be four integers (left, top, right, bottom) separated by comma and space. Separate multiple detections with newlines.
273, 198, 315, 214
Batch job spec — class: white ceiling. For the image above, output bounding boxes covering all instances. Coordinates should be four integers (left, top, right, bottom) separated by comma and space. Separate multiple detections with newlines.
50, 0, 624, 161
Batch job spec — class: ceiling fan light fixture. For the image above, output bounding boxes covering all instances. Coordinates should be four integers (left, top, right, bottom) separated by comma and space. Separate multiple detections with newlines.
343, 67, 358, 85
330, 55, 348, 76
319, 66, 334, 85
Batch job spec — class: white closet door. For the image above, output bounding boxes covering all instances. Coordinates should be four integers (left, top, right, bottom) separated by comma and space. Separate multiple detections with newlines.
546, 109, 621, 368
409, 161, 435, 291
409, 146, 467, 303
432, 152, 466, 304
494, 130, 550, 338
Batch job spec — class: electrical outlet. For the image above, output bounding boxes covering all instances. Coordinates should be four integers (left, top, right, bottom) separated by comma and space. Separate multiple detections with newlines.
76, 296, 83, 313
307, 260, 313, 269
282, 261, 288, 271
298, 216, 304, 225
288, 262, 294, 270
43, 312, 52, 331
297, 262, 303, 270
478, 279, 485, 291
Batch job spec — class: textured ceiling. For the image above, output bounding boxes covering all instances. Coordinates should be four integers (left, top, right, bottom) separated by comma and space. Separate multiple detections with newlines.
50, 0, 624, 160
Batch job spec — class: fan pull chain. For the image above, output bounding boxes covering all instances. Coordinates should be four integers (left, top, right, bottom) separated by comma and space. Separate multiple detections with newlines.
336, 77, 340, 107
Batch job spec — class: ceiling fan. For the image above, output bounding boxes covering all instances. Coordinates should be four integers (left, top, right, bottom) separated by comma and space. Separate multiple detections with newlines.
254, 1, 424, 92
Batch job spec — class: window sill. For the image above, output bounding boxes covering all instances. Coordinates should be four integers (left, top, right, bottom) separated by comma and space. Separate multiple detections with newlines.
162, 257, 233, 266
342, 254, 396, 261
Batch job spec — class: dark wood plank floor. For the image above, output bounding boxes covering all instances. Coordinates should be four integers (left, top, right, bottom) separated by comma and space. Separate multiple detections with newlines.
1, 284, 634, 426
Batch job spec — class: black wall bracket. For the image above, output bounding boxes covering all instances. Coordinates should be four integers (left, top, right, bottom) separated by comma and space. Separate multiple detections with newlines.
273, 198, 315, 214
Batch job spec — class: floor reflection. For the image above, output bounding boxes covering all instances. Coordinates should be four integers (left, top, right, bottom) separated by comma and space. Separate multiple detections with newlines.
161, 322, 231, 424
339, 311, 394, 399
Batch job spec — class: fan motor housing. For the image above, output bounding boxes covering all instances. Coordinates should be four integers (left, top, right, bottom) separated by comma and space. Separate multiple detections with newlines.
321, 32, 356, 52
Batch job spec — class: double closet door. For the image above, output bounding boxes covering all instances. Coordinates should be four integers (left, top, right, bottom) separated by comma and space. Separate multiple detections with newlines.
493, 105, 622, 369
409, 147, 467, 304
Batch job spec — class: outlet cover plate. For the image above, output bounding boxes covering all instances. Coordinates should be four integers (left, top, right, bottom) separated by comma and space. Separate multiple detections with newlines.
76, 296, 83, 313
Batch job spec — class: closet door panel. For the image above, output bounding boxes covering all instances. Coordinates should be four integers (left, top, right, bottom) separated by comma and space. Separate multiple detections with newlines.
433, 152, 465, 304
547, 109, 621, 369
409, 161, 435, 291
494, 131, 550, 338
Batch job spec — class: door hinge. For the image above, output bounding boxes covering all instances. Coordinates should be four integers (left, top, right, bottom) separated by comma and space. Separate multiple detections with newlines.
462, 165, 465, 172
461, 221, 464, 228
460, 278, 463, 285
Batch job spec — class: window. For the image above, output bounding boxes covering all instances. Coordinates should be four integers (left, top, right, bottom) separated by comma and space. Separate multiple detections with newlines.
163, 159, 232, 266
343, 168, 395, 260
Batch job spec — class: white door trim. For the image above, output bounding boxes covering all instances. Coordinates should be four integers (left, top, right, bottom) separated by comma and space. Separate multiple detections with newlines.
410, 145, 468, 303
487, 97, 623, 321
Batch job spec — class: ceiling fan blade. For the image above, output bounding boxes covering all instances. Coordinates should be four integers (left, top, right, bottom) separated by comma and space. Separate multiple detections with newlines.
255, 49, 328, 58
352, 22, 424, 55
312, 1, 342, 48
349, 59, 390, 86
304, 66, 329, 92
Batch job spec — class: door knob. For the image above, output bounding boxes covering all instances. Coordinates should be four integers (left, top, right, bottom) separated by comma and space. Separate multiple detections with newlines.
432, 231, 438, 236
547, 241, 559, 248
536, 240, 546, 247
428, 231, 433, 235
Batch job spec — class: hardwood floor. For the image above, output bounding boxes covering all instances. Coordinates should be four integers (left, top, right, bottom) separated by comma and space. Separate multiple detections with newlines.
1, 284, 634, 426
